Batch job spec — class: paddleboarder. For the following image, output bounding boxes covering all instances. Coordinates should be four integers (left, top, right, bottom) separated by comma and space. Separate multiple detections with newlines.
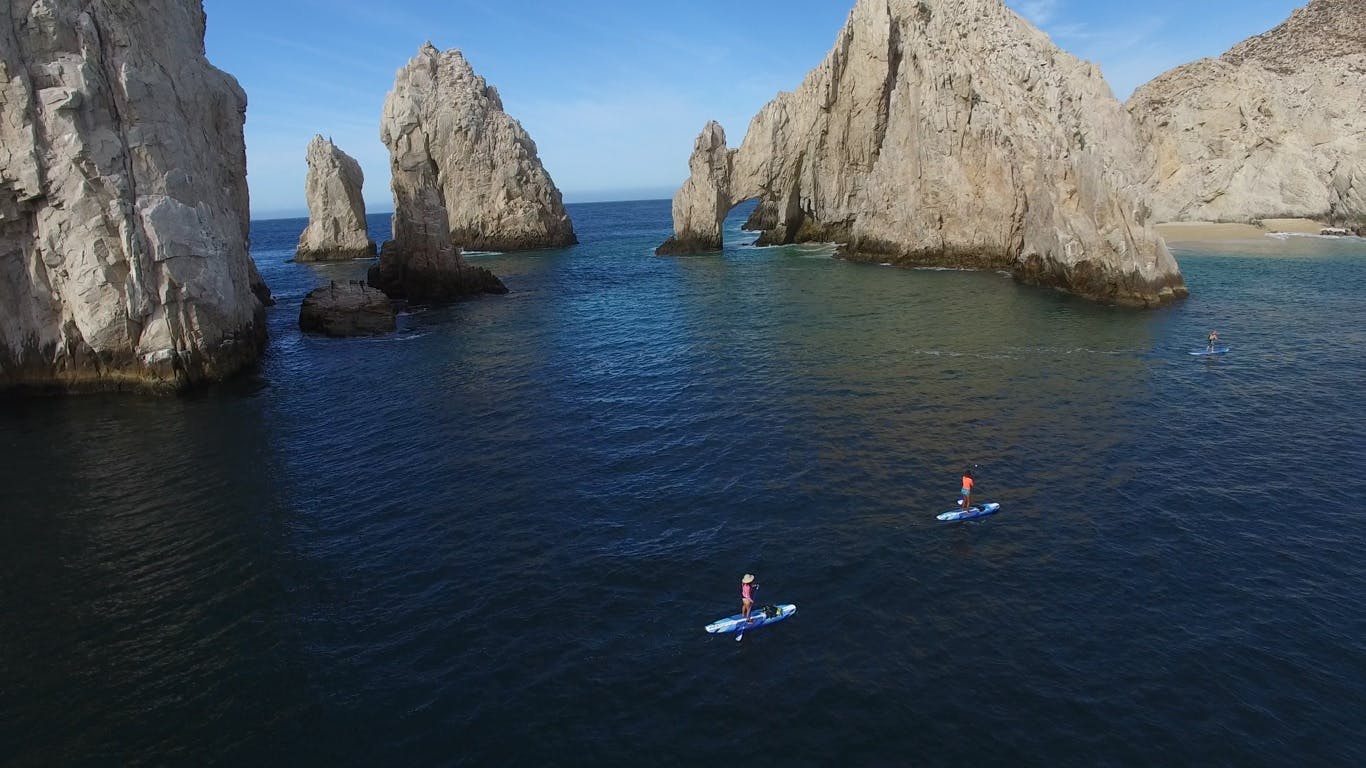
741, 574, 757, 622
959, 467, 975, 514
1207, 330, 1219, 352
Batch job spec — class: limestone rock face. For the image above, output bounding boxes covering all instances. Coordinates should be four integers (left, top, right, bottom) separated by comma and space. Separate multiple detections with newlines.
659, 0, 1186, 307
296, 136, 376, 262
299, 281, 395, 337
382, 43, 576, 254
371, 43, 574, 301
656, 122, 733, 255
0, 0, 269, 393
1128, 0, 1366, 224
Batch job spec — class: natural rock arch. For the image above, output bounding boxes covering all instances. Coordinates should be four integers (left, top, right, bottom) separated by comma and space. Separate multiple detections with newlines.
657, 0, 1189, 308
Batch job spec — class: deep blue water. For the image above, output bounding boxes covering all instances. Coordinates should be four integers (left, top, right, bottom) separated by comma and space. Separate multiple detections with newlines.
3, 201, 1365, 766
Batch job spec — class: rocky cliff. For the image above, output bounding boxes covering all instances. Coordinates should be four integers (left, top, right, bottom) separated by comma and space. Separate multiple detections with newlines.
296, 135, 375, 262
382, 43, 575, 254
0, 0, 269, 393
658, 0, 1186, 307
1128, 0, 1366, 224
371, 43, 577, 301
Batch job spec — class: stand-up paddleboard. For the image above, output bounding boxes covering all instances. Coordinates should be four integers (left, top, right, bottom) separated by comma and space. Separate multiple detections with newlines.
938, 502, 1001, 522
705, 604, 796, 641
1190, 347, 1230, 356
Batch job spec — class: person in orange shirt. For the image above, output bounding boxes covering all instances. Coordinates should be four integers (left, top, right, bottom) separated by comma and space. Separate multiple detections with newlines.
959, 467, 975, 513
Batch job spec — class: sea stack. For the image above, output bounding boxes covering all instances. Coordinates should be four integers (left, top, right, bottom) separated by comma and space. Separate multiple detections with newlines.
369, 44, 574, 302
657, 122, 734, 256
1128, 0, 1366, 225
296, 136, 376, 262
0, 0, 270, 393
657, 0, 1187, 307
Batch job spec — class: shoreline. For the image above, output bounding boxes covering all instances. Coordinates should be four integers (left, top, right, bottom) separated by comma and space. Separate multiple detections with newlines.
1156, 218, 1330, 244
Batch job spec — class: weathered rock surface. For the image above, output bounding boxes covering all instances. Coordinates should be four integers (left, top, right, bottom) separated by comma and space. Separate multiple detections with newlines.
371, 43, 572, 301
367, 243, 508, 303
656, 122, 732, 255
0, 0, 269, 393
383, 43, 576, 254
1128, 0, 1366, 224
299, 281, 395, 337
658, 0, 1186, 307
296, 136, 376, 262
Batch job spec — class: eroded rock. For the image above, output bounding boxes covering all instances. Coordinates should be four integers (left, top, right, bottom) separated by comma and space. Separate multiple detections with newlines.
0, 0, 269, 393
658, 0, 1187, 307
1128, 0, 1366, 224
299, 281, 395, 337
296, 136, 376, 262
371, 43, 572, 301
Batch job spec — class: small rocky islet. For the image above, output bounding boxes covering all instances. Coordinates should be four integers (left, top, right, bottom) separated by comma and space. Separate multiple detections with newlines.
298, 281, 397, 338
2, 0, 1363, 394
295, 136, 377, 264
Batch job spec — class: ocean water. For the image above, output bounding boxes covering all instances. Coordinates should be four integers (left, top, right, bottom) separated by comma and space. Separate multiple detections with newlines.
3, 200, 1365, 766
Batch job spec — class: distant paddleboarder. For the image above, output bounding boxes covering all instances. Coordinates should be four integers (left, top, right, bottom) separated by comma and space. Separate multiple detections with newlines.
1207, 330, 1220, 352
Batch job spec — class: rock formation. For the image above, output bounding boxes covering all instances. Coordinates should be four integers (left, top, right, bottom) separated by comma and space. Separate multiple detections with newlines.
657, 0, 1187, 307
657, 122, 733, 255
370, 43, 575, 301
296, 136, 376, 262
299, 281, 395, 337
1, 0, 269, 393
1128, 0, 1366, 224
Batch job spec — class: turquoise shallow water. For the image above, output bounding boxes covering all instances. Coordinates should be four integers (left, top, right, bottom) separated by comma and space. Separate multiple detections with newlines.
3, 201, 1365, 766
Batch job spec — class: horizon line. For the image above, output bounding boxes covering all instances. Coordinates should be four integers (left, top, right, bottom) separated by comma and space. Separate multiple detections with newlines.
250, 196, 678, 222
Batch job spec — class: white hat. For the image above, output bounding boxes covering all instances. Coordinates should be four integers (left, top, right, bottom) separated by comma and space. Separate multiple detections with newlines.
742, 574, 755, 584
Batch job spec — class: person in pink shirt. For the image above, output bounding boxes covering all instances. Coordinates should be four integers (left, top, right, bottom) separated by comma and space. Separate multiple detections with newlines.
741, 574, 758, 622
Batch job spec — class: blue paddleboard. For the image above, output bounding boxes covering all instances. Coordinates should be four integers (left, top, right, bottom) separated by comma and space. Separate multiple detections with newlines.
705, 604, 796, 635
1189, 347, 1230, 356
938, 502, 1001, 522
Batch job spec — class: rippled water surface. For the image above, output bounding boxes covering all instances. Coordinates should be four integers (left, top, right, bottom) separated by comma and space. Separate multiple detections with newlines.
4, 201, 1366, 766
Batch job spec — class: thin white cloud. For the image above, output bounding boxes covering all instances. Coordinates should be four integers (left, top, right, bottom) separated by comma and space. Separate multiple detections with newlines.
1012, 0, 1062, 27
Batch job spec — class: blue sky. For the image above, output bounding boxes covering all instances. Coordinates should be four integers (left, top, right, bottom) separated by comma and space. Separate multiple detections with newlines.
201, 0, 1307, 219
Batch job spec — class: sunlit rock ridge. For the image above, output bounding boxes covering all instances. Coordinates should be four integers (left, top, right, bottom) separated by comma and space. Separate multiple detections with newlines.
659, 0, 1187, 308
1128, 0, 1366, 225
0, 0, 270, 393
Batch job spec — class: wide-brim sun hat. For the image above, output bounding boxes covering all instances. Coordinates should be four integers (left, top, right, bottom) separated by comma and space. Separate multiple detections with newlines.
742, 574, 755, 584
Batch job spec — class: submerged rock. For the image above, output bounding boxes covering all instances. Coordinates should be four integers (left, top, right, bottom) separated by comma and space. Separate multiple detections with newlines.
296, 136, 376, 262
0, 0, 269, 394
299, 281, 396, 337
657, 0, 1187, 307
1128, 0, 1366, 224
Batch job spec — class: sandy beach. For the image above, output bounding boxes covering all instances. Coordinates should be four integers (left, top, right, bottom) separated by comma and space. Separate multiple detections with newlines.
1156, 218, 1326, 244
